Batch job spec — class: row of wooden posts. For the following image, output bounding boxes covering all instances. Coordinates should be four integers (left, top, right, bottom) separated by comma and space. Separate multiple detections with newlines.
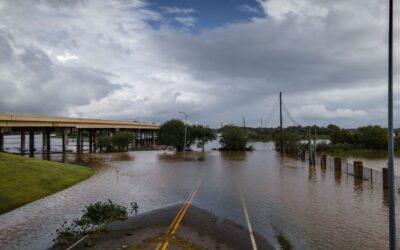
319, 154, 390, 189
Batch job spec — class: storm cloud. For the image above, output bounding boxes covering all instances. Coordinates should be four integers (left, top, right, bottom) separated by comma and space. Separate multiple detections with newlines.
0, 0, 398, 127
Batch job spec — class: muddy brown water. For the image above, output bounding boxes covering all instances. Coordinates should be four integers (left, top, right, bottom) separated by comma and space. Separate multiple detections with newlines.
0, 139, 399, 249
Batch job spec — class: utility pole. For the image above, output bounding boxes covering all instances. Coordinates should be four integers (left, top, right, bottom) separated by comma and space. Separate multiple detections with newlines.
308, 127, 312, 165
313, 126, 317, 165
179, 111, 188, 153
243, 117, 246, 128
261, 118, 263, 128
388, 0, 396, 249
279, 92, 284, 154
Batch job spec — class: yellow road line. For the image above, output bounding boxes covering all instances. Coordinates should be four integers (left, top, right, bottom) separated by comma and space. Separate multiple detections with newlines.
236, 176, 258, 250
155, 174, 203, 250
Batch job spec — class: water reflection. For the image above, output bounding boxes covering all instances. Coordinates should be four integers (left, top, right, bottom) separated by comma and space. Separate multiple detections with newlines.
220, 151, 247, 161
0, 142, 399, 250
334, 170, 341, 185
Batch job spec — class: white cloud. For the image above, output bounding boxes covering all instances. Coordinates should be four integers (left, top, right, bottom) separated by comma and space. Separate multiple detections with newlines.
238, 5, 261, 14
161, 6, 194, 14
258, 0, 329, 20
56, 51, 79, 62
174, 16, 196, 27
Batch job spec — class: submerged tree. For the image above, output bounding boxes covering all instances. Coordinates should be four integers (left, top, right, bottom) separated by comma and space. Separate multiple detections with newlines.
190, 125, 216, 151
220, 125, 249, 151
96, 131, 134, 152
158, 119, 186, 151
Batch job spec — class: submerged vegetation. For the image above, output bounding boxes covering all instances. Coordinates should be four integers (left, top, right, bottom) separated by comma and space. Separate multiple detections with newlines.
0, 153, 93, 214
219, 125, 252, 151
54, 199, 138, 246
96, 131, 135, 152
158, 119, 215, 152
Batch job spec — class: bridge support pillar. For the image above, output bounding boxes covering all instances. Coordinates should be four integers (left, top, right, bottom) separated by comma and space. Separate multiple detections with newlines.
93, 129, 97, 153
152, 130, 156, 146
20, 129, 26, 155
62, 129, 68, 153
77, 129, 81, 153
0, 131, 3, 152
138, 129, 141, 148
42, 128, 51, 152
354, 161, 363, 179
89, 129, 93, 153
29, 129, 35, 155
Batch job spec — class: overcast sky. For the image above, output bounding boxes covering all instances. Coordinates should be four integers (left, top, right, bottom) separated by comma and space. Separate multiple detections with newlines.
0, 0, 399, 128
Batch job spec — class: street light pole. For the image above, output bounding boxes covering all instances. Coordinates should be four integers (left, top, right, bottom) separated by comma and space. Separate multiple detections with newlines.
388, 1, 396, 249
179, 111, 188, 152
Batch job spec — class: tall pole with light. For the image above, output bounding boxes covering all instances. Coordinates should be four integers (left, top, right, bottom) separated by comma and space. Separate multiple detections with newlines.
388, 0, 396, 249
179, 111, 188, 152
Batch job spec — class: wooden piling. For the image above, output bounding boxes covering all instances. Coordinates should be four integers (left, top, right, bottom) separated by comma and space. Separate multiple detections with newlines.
354, 161, 363, 179
334, 157, 342, 172
320, 154, 327, 168
383, 168, 389, 189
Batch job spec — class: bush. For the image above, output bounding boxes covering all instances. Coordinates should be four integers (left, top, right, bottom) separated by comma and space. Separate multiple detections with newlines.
275, 132, 301, 154
111, 131, 134, 151
190, 125, 216, 151
96, 131, 134, 152
220, 126, 249, 151
54, 199, 139, 245
96, 135, 113, 152
158, 119, 186, 151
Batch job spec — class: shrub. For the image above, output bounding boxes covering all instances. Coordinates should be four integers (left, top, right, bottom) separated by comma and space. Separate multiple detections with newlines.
54, 199, 139, 246
220, 126, 249, 151
111, 131, 134, 151
96, 131, 134, 152
158, 119, 186, 151
96, 135, 113, 152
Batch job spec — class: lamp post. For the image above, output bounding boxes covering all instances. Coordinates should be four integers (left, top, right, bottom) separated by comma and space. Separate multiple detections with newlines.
388, 1, 396, 249
179, 111, 188, 152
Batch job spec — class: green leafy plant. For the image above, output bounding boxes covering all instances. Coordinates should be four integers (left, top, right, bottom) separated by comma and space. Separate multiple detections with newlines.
54, 199, 139, 246
220, 125, 250, 151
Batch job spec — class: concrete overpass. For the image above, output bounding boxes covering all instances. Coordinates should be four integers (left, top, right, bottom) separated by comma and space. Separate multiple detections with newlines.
0, 114, 160, 154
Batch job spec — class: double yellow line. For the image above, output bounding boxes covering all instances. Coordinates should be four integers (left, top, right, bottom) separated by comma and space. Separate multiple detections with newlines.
155, 174, 203, 250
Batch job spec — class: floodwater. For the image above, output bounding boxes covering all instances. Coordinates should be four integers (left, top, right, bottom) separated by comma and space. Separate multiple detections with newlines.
0, 138, 400, 249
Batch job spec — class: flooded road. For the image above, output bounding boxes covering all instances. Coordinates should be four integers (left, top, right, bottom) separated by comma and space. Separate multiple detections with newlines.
0, 141, 399, 249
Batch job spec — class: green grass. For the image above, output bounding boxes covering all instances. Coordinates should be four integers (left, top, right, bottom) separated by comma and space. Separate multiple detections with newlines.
0, 153, 93, 214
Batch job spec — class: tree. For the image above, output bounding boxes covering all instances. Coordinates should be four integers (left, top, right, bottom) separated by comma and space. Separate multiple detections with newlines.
111, 131, 134, 151
354, 126, 387, 149
220, 125, 248, 151
96, 131, 134, 152
190, 125, 216, 151
158, 119, 186, 151
330, 128, 353, 144
97, 135, 113, 152
275, 132, 301, 154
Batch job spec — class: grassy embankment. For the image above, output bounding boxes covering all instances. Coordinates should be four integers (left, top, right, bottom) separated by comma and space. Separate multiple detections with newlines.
0, 153, 93, 214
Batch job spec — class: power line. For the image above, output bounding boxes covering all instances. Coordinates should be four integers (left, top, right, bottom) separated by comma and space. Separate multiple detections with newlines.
282, 101, 301, 126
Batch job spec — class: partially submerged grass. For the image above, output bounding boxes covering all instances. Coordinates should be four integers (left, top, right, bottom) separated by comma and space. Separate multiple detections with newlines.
0, 153, 93, 214
277, 233, 293, 250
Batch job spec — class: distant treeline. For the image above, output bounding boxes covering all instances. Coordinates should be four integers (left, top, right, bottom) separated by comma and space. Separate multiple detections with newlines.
216, 125, 333, 142
216, 124, 400, 152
